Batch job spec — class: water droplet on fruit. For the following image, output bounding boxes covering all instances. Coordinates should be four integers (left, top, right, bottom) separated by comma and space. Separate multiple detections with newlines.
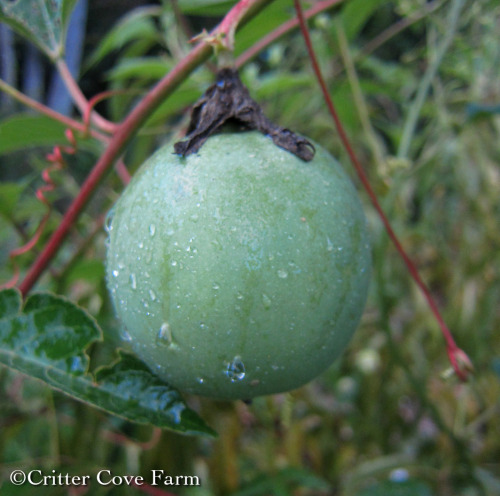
104, 208, 114, 233
129, 273, 137, 290
197, 377, 205, 384
262, 293, 272, 308
112, 270, 119, 277
149, 224, 156, 236
149, 289, 157, 301
120, 328, 132, 342
277, 269, 288, 279
157, 322, 172, 346
212, 282, 220, 290
226, 356, 245, 382
326, 236, 334, 252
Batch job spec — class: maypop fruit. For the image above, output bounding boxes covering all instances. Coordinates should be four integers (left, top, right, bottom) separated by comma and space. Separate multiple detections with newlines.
106, 132, 371, 400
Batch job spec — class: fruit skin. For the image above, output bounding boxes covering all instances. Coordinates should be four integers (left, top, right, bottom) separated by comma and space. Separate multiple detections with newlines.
106, 131, 371, 400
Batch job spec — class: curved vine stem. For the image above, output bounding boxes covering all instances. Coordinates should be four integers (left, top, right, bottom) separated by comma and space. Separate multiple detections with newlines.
0, 78, 109, 143
17, 0, 275, 297
55, 59, 118, 135
293, 0, 472, 381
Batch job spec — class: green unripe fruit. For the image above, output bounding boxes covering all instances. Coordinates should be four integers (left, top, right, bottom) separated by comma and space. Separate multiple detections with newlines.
106, 132, 371, 400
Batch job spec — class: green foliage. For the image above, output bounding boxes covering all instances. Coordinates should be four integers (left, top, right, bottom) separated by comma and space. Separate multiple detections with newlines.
0, 0, 499, 494
357, 479, 432, 496
232, 467, 330, 496
0, 0, 78, 60
177, 0, 238, 16
0, 289, 214, 436
0, 114, 69, 154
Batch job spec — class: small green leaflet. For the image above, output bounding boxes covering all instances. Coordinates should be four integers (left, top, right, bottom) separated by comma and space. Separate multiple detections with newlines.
0, 289, 215, 437
0, 114, 69, 155
0, 0, 79, 60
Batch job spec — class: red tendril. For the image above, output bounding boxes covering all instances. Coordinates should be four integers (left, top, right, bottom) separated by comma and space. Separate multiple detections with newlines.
1, 130, 77, 290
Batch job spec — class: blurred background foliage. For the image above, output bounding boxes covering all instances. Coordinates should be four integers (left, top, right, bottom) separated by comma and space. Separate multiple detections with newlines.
1, 0, 499, 495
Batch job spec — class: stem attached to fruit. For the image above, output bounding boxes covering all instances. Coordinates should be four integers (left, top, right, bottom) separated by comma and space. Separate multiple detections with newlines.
17, 0, 276, 297
293, 0, 473, 381
174, 68, 315, 161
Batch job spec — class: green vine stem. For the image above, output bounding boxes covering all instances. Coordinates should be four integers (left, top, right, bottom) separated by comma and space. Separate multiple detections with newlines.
397, 0, 465, 159
17, 0, 275, 297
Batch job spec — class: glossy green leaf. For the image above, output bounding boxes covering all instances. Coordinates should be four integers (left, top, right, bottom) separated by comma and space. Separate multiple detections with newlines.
0, 289, 215, 436
0, 182, 25, 217
0, 0, 79, 60
106, 57, 174, 82
0, 114, 68, 155
0, 290, 101, 376
177, 0, 237, 16
95, 352, 216, 436
235, 0, 292, 56
341, 0, 385, 41
251, 73, 312, 99
0, 288, 21, 320
84, 8, 160, 71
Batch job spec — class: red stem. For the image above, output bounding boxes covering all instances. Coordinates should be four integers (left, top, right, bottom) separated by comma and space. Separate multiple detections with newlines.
18, 0, 274, 297
0, 79, 109, 143
236, 0, 344, 67
56, 59, 118, 134
293, 0, 471, 380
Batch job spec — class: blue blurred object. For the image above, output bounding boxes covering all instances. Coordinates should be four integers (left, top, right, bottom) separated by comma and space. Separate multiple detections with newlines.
0, 23, 16, 112
0, 0, 88, 116
47, 0, 89, 115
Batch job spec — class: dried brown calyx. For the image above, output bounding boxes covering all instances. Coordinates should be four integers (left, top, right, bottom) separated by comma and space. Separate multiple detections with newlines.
174, 67, 315, 162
